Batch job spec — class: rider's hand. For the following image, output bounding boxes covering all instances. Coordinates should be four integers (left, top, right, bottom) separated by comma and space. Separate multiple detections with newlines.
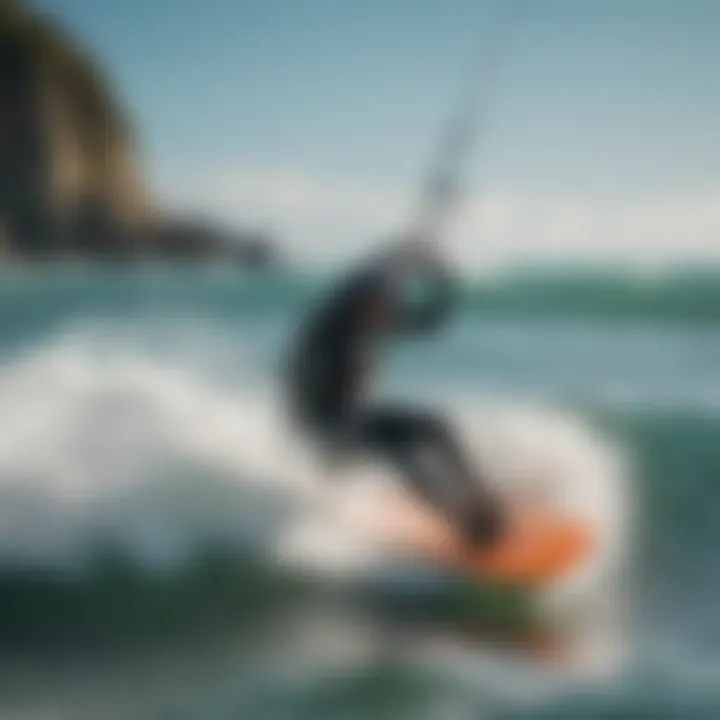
388, 236, 443, 274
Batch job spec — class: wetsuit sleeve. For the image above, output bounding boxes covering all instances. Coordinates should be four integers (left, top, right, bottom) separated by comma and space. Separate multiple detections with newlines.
395, 262, 458, 335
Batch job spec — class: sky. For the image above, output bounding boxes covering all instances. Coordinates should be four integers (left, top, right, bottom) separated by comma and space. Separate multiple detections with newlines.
33, 0, 720, 269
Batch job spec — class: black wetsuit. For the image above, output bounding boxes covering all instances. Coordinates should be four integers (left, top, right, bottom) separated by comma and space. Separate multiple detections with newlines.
286, 248, 503, 544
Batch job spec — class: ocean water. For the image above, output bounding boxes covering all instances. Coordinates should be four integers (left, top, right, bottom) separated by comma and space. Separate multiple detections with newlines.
0, 266, 718, 719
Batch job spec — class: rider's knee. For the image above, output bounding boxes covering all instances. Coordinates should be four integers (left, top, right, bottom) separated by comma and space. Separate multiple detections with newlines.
413, 412, 450, 442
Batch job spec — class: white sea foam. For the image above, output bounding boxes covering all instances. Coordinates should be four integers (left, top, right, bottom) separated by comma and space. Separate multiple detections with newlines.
0, 330, 628, 550
0, 333, 300, 570
0, 329, 631, 672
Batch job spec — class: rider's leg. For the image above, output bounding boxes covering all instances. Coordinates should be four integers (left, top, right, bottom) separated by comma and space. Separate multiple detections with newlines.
351, 407, 505, 545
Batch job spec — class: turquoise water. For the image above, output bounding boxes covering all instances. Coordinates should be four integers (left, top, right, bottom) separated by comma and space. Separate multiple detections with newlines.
0, 267, 719, 718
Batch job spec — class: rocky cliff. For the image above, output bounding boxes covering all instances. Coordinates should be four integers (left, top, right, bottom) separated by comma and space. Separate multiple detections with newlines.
0, 0, 156, 259
0, 0, 275, 266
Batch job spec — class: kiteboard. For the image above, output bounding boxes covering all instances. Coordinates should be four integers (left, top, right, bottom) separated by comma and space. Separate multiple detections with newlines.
347, 488, 595, 586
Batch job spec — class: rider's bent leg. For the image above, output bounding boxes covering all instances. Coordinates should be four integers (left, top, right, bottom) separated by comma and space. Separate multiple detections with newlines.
352, 407, 505, 546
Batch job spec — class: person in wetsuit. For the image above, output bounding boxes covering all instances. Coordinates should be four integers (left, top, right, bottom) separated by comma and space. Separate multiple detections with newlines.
286, 240, 505, 546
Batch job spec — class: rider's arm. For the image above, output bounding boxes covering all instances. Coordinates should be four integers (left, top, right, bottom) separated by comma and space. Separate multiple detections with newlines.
395, 259, 458, 335
327, 238, 459, 338
375, 237, 458, 335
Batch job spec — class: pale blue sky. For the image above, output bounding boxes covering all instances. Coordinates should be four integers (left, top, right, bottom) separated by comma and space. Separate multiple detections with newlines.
34, 0, 720, 267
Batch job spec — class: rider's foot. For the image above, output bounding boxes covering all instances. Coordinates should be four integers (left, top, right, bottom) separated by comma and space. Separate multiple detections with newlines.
460, 497, 506, 548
